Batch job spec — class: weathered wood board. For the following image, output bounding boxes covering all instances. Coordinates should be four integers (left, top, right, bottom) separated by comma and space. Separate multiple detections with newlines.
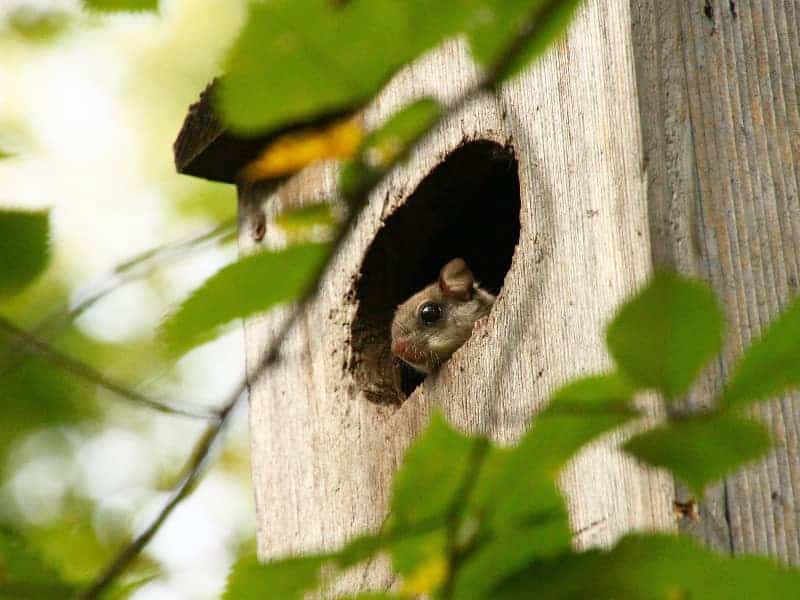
631, 0, 800, 561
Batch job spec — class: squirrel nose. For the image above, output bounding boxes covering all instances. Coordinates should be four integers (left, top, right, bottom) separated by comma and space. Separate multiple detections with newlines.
391, 339, 407, 356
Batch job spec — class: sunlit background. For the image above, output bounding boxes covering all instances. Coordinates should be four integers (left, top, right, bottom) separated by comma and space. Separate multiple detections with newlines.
0, 1, 255, 597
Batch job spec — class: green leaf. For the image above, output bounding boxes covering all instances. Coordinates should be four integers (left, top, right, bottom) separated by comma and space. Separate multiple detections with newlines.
160, 242, 330, 357
493, 533, 800, 599
390, 412, 484, 528
0, 209, 50, 299
460, 374, 633, 561
453, 518, 571, 600
606, 272, 723, 398
392, 529, 448, 596
6, 8, 70, 43
0, 356, 97, 459
0, 527, 74, 599
175, 181, 238, 222
222, 553, 330, 600
217, 0, 473, 134
339, 98, 441, 201
83, 0, 158, 12
533, 373, 638, 468
471, 373, 635, 527
623, 414, 772, 495
723, 294, 800, 409
467, 0, 584, 82
274, 203, 338, 240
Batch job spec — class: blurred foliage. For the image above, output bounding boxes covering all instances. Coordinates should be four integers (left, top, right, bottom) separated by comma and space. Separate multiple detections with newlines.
494, 533, 800, 599
606, 272, 723, 399
467, 0, 583, 82
217, 0, 475, 134
160, 242, 331, 357
623, 414, 772, 496
339, 97, 441, 202
0, 526, 75, 599
223, 273, 800, 598
723, 293, 800, 409
83, 0, 159, 13
5, 6, 72, 44
0, 354, 96, 461
0, 210, 50, 299
174, 180, 238, 223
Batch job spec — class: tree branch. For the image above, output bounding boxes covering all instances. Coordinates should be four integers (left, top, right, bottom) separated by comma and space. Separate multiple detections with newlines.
0, 220, 235, 376
80, 8, 568, 596
0, 317, 219, 422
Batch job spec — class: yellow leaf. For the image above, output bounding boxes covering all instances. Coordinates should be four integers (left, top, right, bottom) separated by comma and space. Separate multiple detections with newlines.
240, 117, 362, 182
399, 555, 448, 596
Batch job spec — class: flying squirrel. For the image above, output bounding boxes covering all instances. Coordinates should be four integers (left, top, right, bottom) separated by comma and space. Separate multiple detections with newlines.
390, 258, 495, 375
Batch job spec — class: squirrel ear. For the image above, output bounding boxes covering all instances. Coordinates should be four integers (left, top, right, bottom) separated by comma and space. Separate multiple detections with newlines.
439, 258, 474, 301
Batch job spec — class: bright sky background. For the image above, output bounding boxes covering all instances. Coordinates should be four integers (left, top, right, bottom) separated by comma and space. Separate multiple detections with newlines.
0, 1, 256, 598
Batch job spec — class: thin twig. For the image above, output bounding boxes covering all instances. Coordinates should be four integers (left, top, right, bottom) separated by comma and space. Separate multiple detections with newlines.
0, 318, 219, 422
0, 220, 235, 376
80, 8, 567, 596
45, 221, 233, 339
78, 394, 241, 599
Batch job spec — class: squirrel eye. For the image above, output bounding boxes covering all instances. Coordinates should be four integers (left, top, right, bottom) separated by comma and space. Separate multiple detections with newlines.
419, 302, 443, 325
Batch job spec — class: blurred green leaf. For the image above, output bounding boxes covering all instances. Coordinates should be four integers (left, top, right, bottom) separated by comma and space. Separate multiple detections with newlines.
24, 502, 154, 586
474, 373, 636, 526
339, 98, 441, 201
335, 531, 386, 569
723, 294, 800, 409
390, 412, 483, 528
274, 203, 338, 239
453, 519, 571, 600
0, 149, 13, 160
175, 181, 238, 222
468, 0, 583, 82
218, 0, 473, 134
6, 8, 70, 43
0, 527, 74, 599
160, 242, 330, 357
83, 0, 158, 12
222, 553, 329, 600
0, 210, 50, 299
392, 529, 447, 596
606, 272, 723, 399
493, 533, 800, 599
0, 356, 95, 459
533, 373, 637, 467
623, 414, 771, 495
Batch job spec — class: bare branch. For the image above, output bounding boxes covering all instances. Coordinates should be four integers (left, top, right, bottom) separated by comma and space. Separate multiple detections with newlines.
0, 317, 219, 422
79, 395, 240, 599
0, 220, 235, 377
40, 220, 235, 339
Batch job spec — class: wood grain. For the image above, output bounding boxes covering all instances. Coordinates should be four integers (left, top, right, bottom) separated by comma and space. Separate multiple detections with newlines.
631, 0, 800, 561
240, 0, 674, 590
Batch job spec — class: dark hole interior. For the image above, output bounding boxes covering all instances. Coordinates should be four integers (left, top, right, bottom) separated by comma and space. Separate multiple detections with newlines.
348, 140, 521, 403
